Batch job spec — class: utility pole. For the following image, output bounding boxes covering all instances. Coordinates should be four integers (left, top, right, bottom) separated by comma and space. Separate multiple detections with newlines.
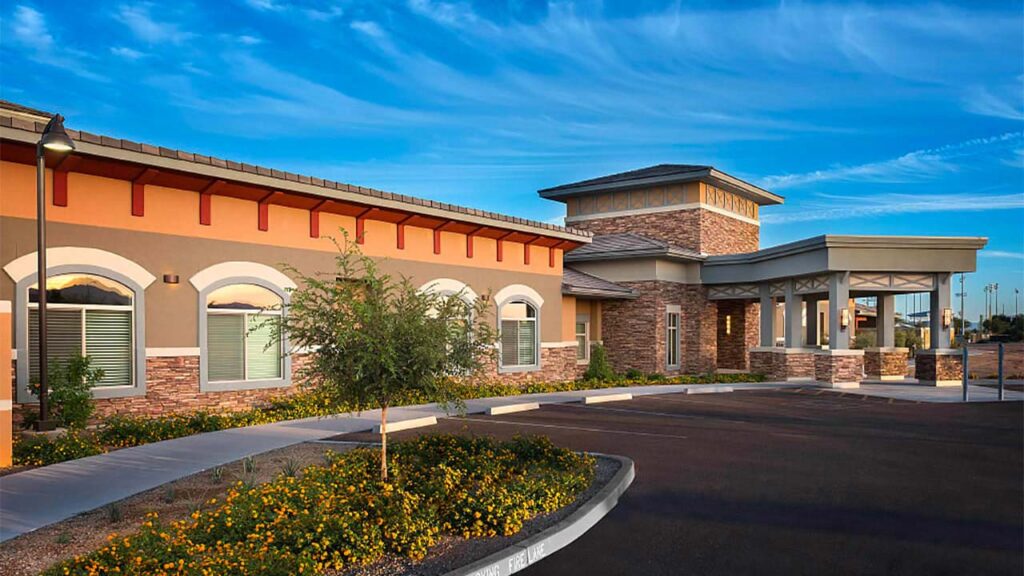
956, 274, 967, 343
994, 283, 999, 319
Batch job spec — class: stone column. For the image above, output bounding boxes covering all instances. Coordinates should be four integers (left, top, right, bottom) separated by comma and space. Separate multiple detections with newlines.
916, 273, 961, 386
816, 272, 862, 388
750, 284, 776, 378
864, 294, 908, 380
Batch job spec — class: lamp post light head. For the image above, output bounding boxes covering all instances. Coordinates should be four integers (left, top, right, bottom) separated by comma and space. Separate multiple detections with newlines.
40, 114, 75, 153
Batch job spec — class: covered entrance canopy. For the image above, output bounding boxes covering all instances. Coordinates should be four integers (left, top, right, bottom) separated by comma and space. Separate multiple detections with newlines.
701, 235, 987, 386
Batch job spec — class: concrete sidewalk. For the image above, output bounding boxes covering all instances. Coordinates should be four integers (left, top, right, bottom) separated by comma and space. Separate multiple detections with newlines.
0, 382, 776, 542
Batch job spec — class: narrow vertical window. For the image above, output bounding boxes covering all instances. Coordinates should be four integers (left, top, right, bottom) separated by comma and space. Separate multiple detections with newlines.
575, 320, 589, 361
666, 308, 681, 369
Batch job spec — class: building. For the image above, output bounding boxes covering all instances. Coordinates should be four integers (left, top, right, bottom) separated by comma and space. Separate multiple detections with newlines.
0, 101, 987, 428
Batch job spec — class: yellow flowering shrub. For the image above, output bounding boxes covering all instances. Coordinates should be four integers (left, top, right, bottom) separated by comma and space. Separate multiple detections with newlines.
45, 435, 595, 576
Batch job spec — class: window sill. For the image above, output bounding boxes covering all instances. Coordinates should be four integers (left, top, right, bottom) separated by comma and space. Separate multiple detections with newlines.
498, 364, 541, 374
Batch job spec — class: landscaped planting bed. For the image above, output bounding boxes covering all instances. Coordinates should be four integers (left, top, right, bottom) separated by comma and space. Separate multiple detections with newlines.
34, 435, 596, 576
11, 373, 763, 468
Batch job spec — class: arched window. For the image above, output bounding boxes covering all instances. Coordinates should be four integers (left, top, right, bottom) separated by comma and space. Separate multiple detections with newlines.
205, 284, 283, 384
500, 300, 538, 369
27, 273, 135, 388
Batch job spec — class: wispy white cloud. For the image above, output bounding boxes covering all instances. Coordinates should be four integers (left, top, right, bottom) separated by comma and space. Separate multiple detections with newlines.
963, 83, 1024, 121
760, 133, 1022, 189
114, 3, 192, 44
761, 191, 1024, 224
110, 46, 145, 59
980, 250, 1024, 260
5, 5, 107, 81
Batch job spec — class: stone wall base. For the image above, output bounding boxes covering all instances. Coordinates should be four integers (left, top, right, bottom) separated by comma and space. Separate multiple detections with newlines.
915, 349, 964, 387
814, 350, 864, 388
749, 348, 816, 381
864, 348, 908, 380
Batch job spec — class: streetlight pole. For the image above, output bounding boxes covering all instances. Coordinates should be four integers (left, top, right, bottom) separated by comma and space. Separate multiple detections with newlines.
34, 114, 75, 432
956, 273, 966, 343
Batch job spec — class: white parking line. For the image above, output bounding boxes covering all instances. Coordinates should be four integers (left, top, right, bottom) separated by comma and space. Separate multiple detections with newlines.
453, 417, 690, 440
562, 403, 751, 425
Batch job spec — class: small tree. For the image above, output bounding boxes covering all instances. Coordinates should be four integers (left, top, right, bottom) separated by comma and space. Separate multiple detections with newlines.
582, 344, 616, 382
26, 353, 101, 429
279, 234, 496, 481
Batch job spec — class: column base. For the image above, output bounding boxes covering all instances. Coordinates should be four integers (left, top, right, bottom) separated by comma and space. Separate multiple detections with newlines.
864, 347, 909, 380
915, 349, 964, 386
918, 379, 962, 388
749, 348, 816, 381
815, 349, 864, 389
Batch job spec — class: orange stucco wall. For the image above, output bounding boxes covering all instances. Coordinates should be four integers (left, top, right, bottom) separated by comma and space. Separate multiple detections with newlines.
0, 161, 563, 277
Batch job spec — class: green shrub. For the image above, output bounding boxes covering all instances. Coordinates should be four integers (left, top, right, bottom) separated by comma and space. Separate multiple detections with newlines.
13, 429, 105, 466
624, 368, 645, 380
25, 354, 100, 429
45, 435, 595, 576
582, 344, 617, 382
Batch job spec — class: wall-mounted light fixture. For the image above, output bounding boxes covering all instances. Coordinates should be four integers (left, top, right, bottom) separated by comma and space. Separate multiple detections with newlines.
163, 274, 179, 284
942, 308, 953, 329
840, 308, 850, 328
725, 314, 732, 335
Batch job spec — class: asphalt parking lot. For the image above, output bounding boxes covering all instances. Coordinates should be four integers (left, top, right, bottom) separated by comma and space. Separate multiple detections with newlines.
341, 388, 1023, 576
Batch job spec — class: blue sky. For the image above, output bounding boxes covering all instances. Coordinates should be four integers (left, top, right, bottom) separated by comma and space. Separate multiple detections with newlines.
3, 0, 1022, 321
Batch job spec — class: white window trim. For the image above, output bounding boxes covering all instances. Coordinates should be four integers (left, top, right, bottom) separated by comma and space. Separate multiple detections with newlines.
12, 264, 149, 402
198, 277, 292, 392
496, 292, 542, 373
418, 278, 478, 304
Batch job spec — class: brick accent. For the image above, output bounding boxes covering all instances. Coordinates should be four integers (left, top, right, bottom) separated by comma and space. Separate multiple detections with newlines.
716, 300, 758, 371
13, 355, 310, 424
572, 207, 758, 255
749, 349, 775, 379
864, 348, 908, 380
600, 281, 718, 376
777, 350, 816, 380
482, 345, 578, 384
915, 350, 963, 386
814, 351, 864, 388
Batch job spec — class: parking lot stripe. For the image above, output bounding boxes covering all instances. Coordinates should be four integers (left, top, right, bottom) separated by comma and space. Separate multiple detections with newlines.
564, 403, 751, 425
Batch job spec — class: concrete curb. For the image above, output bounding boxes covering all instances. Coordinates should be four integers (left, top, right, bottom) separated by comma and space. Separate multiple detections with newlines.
372, 416, 437, 433
582, 393, 633, 404
445, 454, 635, 576
686, 385, 734, 394
487, 402, 540, 416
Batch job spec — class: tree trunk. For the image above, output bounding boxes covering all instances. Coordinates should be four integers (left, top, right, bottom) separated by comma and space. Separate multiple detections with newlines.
380, 404, 388, 482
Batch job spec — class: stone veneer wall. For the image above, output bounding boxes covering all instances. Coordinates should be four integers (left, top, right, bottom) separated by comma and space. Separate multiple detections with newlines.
814, 352, 864, 387
864, 349, 908, 379
571, 208, 758, 255
915, 351, 963, 386
716, 300, 759, 371
600, 280, 717, 375
11, 345, 581, 424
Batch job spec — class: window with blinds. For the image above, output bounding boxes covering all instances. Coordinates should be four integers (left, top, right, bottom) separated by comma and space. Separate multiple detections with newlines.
206, 284, 283, 382
27, 273, 135, 388
499, 300, 537, 368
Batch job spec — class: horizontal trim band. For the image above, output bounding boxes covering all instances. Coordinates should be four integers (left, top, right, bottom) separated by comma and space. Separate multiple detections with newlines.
146, 347, 200, 357
566, 202, 760, 227
541, 341, 580, 348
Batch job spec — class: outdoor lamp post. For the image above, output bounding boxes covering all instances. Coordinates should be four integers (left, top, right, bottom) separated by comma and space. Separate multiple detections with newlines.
35, 114, 75, 431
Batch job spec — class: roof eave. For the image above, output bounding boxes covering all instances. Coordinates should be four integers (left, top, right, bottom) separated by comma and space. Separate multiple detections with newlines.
539, 167, 783, 206
0, 123, 592, 244
561, 285, 639, 300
